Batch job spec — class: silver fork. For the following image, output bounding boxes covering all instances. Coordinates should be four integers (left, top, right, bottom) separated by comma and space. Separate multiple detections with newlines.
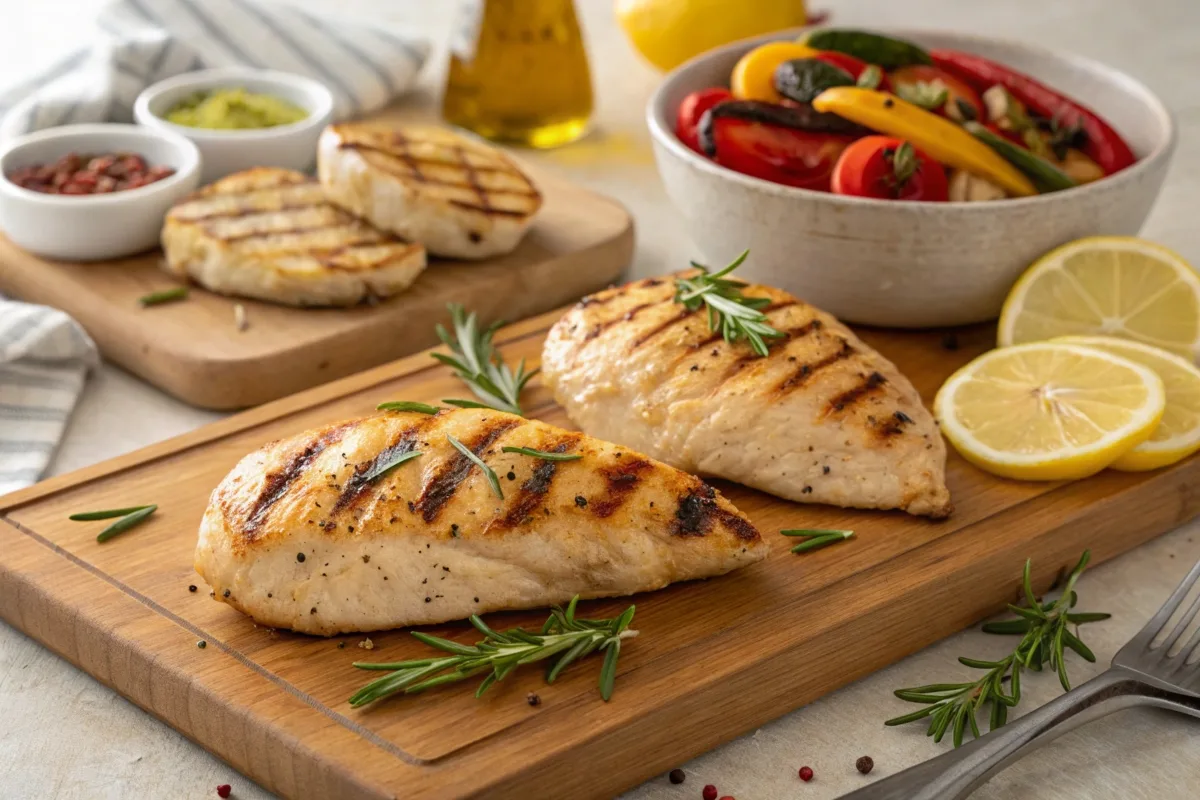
840, 556, 1200, 800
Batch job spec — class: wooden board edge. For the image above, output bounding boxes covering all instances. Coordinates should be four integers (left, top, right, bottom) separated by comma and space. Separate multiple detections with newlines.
0, 313, 562, 513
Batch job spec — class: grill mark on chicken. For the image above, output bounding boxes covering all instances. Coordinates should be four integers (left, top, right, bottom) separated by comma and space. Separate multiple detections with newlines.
496, 439, 576, 527
584, 301, 661, 341
577, 294, 614, 309
776, 338, 856, 395
332, 415, 440, 514
714, 318, 825, 384
589, 458, 654, 518
342, 141, 541, 201
827, 371, 889, 416
214, 221, 383, 244
671, 484, 762, 542
447, 199, 535, 217
243, 422, 354, 537
629, 307, 698, 350
415, 418, 521, 522
180, 200, 326, 223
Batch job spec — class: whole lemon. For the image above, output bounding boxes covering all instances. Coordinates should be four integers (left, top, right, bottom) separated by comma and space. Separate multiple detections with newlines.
616, 0, 810, 72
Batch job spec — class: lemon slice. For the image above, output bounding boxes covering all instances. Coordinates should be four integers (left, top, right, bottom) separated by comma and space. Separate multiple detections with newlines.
935, 342, 1165, 480
998, 237, 1200, 362
1055, 336, 1200, 471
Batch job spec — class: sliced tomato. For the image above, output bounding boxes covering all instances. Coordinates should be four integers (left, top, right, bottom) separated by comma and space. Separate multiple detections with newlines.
810, 51, 893, 91
831, 135, 948, 201
890, 65, 983, 122
676, 88, 734, 153
712, 118, 857, 192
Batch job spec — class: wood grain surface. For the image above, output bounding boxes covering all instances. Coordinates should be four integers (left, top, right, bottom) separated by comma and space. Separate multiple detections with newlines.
0, 166, 633, 410
2, 312, 1198, 800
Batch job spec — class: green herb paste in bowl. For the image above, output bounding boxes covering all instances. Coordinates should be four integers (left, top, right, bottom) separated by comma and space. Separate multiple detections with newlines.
164, 88, 308, 130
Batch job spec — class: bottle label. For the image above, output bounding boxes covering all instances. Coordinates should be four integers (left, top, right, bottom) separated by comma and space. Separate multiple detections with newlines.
450, 0, 484, 63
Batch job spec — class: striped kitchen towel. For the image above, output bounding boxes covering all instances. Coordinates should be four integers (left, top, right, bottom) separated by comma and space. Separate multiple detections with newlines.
0, 299, 99, 496
0, 0, 430, 141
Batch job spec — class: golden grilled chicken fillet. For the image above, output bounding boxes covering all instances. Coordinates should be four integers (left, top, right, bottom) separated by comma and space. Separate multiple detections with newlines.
161, 168, 426, 307
542, 278, 953, 518
196, 408, 766, 635
317, 123, 542, 260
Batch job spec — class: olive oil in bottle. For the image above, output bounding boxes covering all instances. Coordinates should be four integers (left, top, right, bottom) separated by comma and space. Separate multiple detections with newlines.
442, 0, 593, 148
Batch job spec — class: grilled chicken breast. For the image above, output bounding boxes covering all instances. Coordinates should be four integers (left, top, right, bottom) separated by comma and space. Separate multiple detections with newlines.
317, 123, 542, 260
542, 278, 952, 518
161, 167, 426, 307
196, 408, 766, 635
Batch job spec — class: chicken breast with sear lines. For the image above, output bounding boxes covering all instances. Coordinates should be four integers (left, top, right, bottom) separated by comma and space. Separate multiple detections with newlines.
195, 408, 766, 635
541, 277, 952, 518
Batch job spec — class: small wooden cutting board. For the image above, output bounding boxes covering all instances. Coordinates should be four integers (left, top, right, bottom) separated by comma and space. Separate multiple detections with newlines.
2, 311, 1198, 799
0, 165, 632, 409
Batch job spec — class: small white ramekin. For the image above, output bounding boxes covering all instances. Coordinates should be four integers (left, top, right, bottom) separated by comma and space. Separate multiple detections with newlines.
134, 67, 334, 183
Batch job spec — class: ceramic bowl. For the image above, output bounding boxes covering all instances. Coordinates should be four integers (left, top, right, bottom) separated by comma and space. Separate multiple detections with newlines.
0, 123, 201, 261
648, 29, 1177, 328
134, 67, 334, 183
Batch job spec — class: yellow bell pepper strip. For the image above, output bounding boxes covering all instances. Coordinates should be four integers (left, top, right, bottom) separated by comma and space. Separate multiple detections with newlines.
731, 42, 820, 102
811, 87, 1037, 196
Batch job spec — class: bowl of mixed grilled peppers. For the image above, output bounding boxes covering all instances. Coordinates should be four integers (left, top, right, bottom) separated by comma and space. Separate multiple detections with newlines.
648, 28, 1175, 327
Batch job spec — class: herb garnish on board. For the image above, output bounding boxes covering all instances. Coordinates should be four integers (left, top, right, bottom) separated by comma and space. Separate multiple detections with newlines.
674, 250, 784, 357
349, 596, 637, 707
885, 551, 1110, 747
434, 303, 538, 416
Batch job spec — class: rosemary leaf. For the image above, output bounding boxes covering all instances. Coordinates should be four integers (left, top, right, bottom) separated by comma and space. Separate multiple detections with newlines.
138, 287, 188, 306
782, 529, 854, 554
501, 446, 582, 462
360, 450, 422, 483
69, 505, 154, 521
95, 504, 158, 542
376, 401, 442, 414
447, 434, 503, 500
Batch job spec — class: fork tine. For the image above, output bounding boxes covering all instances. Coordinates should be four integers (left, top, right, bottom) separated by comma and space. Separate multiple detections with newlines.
1136, 557, 1200, 649
1162, 591, 1200, 655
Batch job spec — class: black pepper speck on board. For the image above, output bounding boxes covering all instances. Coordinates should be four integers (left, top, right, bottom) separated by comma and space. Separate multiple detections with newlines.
425, 597, 431, 603
188, 585, 197, 593
267, 592, 272, 598
296, 552, 306, 563
527, 692, 541, 707
196, 640, 207, 649
337, 642, 346, 649
310, 607, 317, 615
668, 768, 686, 784
474, 597, 480, 603
362, 555, 371, 564
941, 332, 960, 351
823, 466, 831, 475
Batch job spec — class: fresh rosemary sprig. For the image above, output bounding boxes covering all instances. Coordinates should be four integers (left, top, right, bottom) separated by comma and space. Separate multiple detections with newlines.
501, 446, 583, 462
376, 401, 442, 415
674, 250, 784, 357
138, 287, 188, 306
433, 303, 537, 416
885, 551, 1110, 747
781, 528, 854, 554
447, 434, 503, 500
361, 450, 422, 483
348, 596, 637, 707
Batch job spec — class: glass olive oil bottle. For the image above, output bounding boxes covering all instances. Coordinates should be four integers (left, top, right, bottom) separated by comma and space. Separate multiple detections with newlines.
443, 0, 593, 148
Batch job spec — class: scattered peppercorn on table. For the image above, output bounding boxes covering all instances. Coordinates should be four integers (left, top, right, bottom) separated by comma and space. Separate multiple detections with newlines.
4, 1, 1200, 799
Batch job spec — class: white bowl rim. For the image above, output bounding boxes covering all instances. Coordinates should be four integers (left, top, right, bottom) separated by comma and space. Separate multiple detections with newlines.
647, 26, 1178, 212
0, 122, 201, 207
133, 66, 335, 140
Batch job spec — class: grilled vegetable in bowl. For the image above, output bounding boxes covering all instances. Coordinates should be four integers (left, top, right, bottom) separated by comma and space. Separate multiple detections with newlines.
676, 28, 1138, 202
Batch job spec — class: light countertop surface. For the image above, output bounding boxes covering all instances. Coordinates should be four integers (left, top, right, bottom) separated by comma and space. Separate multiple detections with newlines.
2, 1, 1200, 798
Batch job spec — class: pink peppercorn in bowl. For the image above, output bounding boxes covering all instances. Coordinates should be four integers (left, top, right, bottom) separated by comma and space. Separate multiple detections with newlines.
0, 123, 201, 261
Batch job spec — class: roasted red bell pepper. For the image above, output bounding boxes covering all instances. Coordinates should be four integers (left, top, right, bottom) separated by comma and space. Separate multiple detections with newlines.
929, 49, 1135, 174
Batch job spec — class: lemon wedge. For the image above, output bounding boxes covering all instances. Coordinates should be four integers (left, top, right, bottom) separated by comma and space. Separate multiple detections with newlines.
935, 342, 1166, 480
1055, 336, 1200, 471
998, 237, 1200, 362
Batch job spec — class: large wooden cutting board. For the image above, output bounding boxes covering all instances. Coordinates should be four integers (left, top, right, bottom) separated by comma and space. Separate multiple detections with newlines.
3, 312, 1198, 800
0, 165, 632, 410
